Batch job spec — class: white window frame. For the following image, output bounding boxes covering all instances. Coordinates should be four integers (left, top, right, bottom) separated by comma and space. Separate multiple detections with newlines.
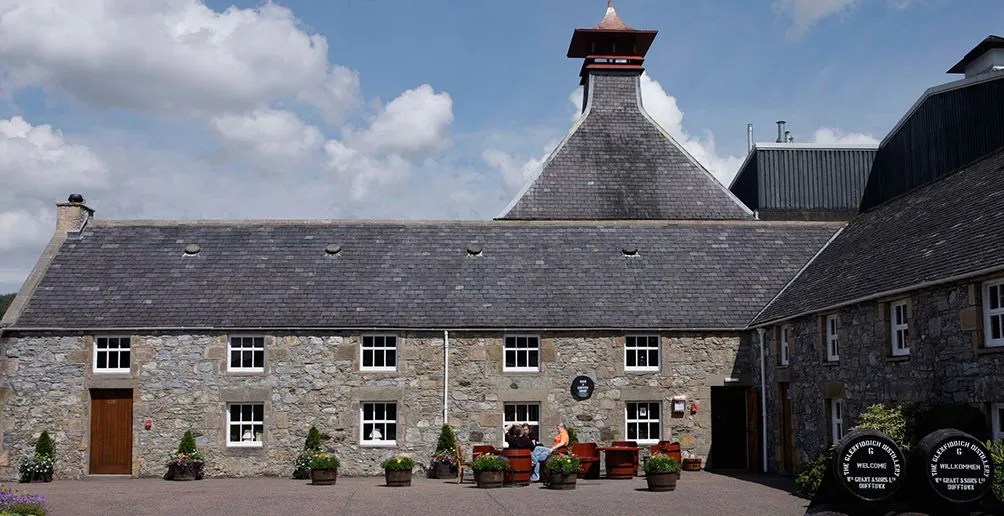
360, 334, 398, 372
825, 314, 840, 362
502, 402, 540, 448
503, 335, 540, 372
93, 336, 131, 373
779, 326, 791, 366
360, 402, 397, 447
228, 335, 265, 373
984, 279, 1004, 348
890, 301, 910, 357
831, 399, 844, 443
624, 335, 660, 372
992, 403, 1004, 442
227, 403, 264, 448
625, 401, 661, 446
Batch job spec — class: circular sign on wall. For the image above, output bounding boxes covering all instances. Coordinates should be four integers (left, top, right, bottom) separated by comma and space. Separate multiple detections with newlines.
832, 429, 906, 503
570, 376, 595, 401
919, 429, 994, 504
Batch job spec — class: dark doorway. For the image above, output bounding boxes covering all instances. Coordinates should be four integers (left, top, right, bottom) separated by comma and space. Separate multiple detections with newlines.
90, 389, 133, 474
710, 386, 751, 470
779, 382, 795, 473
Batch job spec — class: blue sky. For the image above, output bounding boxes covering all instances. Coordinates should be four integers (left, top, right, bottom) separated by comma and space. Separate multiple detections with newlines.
1, 0, 1002, 293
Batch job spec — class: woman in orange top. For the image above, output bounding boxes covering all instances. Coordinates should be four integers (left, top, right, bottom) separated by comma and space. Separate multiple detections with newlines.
530, 423, 569, 481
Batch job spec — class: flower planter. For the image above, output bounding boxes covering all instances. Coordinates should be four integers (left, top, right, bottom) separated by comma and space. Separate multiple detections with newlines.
681, 458, 702, 472
26, 473, 52, 483
385, 469, 412, 487
311, 468, 338, 485
166, 463, 203, 481
547, 472, 577, 490
475, 470, 504, 489
646, 471, 678, 491
429, 462, 456, 479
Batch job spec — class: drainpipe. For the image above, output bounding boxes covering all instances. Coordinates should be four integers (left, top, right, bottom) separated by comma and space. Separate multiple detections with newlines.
757, 328, 767, 473
443, 330, 450, 425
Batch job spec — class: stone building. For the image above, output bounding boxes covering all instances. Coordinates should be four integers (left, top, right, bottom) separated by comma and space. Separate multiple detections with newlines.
750, 35, 1004, 473
0, 4, 840, 479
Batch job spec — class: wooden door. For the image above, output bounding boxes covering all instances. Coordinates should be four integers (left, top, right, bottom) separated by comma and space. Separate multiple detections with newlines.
779, 382, 795, 473
745, 387, 760, 472
89, 389, 133, 474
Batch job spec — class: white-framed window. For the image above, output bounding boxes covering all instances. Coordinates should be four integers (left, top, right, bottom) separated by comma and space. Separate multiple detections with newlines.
503, 335, 540, 372
830, 399, 844, 443
228, 336, 265, 372
779, 326, 791, 366
984, 280, 1004, 348
625, 401, 661, 445
992, 403, 1003, 442
361, 402, 397, 446
361, 335, 397, 371
625, 335, 660, 371
227, 403, 264, 447
890, 301, 910, 357
825, 314, 840, 362
503, 402, 540, 447
94, 336, 131, 373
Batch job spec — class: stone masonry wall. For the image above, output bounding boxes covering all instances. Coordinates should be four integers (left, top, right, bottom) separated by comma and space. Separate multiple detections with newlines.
0, 330, 754, 479
757, 275, 1004, 471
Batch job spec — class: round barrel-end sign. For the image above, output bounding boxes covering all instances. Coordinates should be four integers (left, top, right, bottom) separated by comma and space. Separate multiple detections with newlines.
570, 376, 595, 401
920, 429, 994, 504
832, 429, 906, 503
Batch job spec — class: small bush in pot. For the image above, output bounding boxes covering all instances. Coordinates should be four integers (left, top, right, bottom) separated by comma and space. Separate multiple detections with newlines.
19, 430, 55, 483
164, 430, 204, 481
471, 454, 508, 488
382, 454, 415, 487
309, 452, 340, 486
544, 454, 581, 490
429, 425, 459, 478
293, 426, 323, 479
644, 453, 681, 491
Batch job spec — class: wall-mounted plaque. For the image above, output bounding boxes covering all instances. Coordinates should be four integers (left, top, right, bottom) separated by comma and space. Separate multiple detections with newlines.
570, 376, 595, 401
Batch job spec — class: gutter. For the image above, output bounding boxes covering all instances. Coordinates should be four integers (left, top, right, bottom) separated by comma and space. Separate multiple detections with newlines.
2, 325, 754, 333
443, 330, 450, 425
757, 328, 767, 473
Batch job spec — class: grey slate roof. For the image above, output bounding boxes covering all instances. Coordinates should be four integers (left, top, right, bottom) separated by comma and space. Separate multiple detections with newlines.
11, 220, 839, 331
500, 72, 753, 221
753, 148, 1004, 325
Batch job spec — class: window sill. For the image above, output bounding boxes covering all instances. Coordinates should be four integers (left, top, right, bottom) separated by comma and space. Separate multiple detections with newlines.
976, 345, 1004, 355
624, 368, 660, 374
227, 369, 265, 376
360, 369, 399, 374
502, 369, 540, 375
885, 355, 910, 362
776, 364, 790, 369
822, 360, 840, 367
92, 370, 132, 376
360, 442, 397, 448
226, 442, 264, 448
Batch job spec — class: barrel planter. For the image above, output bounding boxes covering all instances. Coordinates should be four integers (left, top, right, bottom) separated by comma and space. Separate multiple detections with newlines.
572, 443, 601, 479
605, 450, 637, 479
682, 458, 702, 472
646, 471, 678, 491
502, 448, 532, 486
914, 429, 994, 507
476, 470, 504, 489
548, 472, 577, 490
831, 429, 906, 504
310, 468, 338, 486
385, 469, 412, 487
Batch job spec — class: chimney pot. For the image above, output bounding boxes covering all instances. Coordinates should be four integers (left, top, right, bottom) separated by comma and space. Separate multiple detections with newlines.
785, 130, 792, 143
776, 121, 786, 143
56, 194, 94, 233
747, 123, 754, 153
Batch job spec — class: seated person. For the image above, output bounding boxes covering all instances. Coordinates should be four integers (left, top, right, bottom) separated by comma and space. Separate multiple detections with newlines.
530, 423, 569, 482
506, 425, 534, 450
521, 424, 537, 447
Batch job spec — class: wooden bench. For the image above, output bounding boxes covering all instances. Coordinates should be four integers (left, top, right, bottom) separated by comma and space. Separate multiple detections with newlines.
457, 443, 498, 484
611, 440, 640, 476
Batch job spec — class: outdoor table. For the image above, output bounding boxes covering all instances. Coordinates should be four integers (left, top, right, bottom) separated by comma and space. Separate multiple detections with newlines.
501, 448, 532, 486
598, 446, 640, 479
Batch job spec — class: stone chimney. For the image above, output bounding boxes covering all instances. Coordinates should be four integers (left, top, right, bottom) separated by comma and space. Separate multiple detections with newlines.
56, 194, 94, 233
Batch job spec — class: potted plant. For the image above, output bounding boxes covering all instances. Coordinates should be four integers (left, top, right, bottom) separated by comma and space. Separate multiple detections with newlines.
18, 430, 55, 483
644, 453, 681, 491
471, 454, 508, 488
544, 454, 581, 490
382, 454, 415, 487
164, 430, 204, 481
428, 424, 459, 479
309, 452, 340, 486
293, 426, 323, 479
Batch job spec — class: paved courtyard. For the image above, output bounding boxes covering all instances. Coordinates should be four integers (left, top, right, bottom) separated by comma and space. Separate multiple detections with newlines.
20, 471, 807, 516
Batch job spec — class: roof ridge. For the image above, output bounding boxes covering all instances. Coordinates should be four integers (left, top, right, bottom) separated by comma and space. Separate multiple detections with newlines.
88, 218, 843, 228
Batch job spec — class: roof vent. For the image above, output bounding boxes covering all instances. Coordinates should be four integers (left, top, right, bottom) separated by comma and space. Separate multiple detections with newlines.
466, 245, 483, 256
183, 244, 201, 255
325, 244, 342, 255
622, 246, 639, 257
67, 193, 84, 203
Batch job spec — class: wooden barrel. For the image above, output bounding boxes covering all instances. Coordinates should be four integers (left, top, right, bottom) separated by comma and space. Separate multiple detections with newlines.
502, 448, 532, 486
611, 441, 639, 475
572, 443, 600, 479
915, 429, 994, 505
605, 449, 637, 479
547, 472, 577, 490
830, 429, 906, 503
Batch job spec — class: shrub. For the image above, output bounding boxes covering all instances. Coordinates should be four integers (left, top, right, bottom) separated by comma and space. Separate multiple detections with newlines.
853, 403, 909, 451
177, 430, 198, 455
381, 455, 416, 471
644, 453, 680, 474
294, 426, 324, 479
34, 431, 54, 460
309, 453, 340, 470
565, 426, 578, 447
17, 454, 53, 483
0, 485, 47, 516
304, 426, 322, 451
471, 454, 508, 473
543, 454, 581, 475
987, 438, 1004, 504
434, 425, 458, 455
793, 447, 833, 500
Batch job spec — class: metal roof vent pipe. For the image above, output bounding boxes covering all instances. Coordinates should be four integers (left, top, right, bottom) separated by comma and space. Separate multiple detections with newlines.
776, 120, 786, 143
785, 130, 793, 143
747, 123, 754, 153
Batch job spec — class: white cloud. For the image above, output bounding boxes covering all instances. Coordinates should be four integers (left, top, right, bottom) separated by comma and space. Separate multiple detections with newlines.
0, 0, 360, 120
345, 85, 454, 157
482, 143, 553, 192
773, 0, 861, 37
811, 127, 880, 145
209, 108, 324, 160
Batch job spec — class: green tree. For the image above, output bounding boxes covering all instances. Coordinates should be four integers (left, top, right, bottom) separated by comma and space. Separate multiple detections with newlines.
35, 430, 55, 459
0, 293, 15, 319
178, 430, 198, 454
304, 426, 322, 451
435, 425, 458, 454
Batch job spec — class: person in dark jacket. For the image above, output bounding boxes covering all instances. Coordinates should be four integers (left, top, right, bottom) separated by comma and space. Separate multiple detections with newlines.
505, 425, 534, 449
